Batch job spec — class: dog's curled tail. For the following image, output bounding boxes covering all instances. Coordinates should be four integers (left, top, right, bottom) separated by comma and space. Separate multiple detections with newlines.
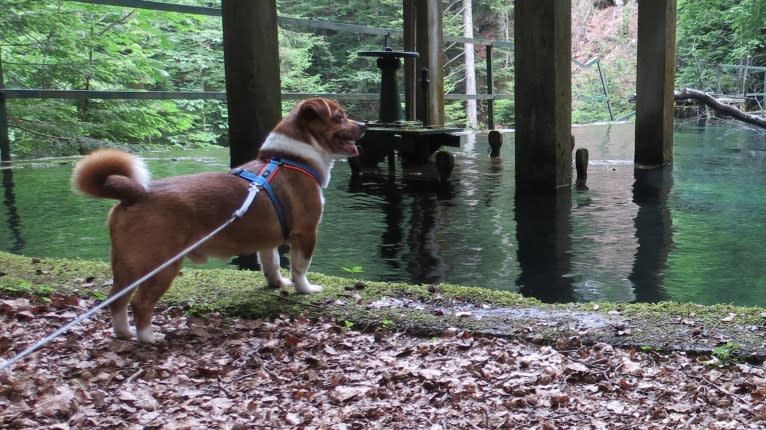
71, 149, 151, 204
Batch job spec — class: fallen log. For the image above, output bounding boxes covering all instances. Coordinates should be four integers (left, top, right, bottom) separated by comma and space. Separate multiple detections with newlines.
674, 87, 766, 129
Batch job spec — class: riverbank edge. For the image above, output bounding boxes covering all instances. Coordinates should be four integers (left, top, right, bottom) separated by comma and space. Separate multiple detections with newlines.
2, 251, 765, 361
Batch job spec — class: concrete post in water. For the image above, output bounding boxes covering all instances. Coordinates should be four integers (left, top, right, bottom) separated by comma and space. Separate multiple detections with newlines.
488, 130, 502, 158
222, 0, 281, 167
435, 151, 454, 183
635, 0, 677, 168
514, 0, 572, 191
575, 147, 589, 189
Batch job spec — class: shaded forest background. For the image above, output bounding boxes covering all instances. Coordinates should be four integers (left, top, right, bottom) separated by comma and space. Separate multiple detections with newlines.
1, 0, 766, 157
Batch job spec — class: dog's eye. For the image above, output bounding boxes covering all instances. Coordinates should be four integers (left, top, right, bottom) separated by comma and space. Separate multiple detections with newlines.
332, 112, 344, 123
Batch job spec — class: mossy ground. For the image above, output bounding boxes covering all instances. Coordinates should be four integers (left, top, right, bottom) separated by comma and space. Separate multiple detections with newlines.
2, 251, 765, 360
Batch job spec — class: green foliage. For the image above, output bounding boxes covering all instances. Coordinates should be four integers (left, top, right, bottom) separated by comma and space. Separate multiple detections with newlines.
86, 290, 108, 301
493, 99, 515, 128
1, 0, 521, 149
707, 342, 741, 365
677, 0, 766, 96
1, 280, 56, 300
0, 0, 330, 157
342, 265, 364, 274
278, 0, 401, 100
280, 28, 332, 94
444, 101, 467, 128
186, 302, 217, 318
8, 0, 762, 152
0, 1, 227, 156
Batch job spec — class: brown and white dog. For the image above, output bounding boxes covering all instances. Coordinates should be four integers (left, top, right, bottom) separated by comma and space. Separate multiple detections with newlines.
72, 98, 365, 343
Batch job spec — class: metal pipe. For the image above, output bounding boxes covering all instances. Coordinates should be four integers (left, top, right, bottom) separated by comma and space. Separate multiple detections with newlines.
596, 60, 614, 121
486, 44, 495, 129
419, 68, 431, 126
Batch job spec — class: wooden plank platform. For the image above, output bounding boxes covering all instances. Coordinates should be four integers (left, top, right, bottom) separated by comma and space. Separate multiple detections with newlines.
356, 126, 461, 167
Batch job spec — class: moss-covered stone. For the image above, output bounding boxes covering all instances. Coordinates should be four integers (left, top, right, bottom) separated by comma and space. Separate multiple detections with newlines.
2, 251, 765, 360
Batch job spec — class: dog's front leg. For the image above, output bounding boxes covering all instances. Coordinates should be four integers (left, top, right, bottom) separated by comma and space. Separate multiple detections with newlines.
290, 233, 322, 294
258, 248, 292, 289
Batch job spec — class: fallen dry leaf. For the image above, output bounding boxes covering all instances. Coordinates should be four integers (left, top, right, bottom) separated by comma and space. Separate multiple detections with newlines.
0, 291, 763, 429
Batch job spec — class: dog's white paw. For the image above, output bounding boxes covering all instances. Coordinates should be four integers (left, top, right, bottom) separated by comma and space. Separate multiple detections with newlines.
114, 327, 135, 340
113, 312, 135, 340
266, 275, 293, 289
294, 279, 323, 294
136, 326, 164, 344
301, 284, 323, 294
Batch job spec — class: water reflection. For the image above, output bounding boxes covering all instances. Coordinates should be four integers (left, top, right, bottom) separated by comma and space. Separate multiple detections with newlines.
1, 167, 25, 253
629, 167, 673, 302
4, 124, 766, 307
514, 189, 575, 303
348, 175, 454, 285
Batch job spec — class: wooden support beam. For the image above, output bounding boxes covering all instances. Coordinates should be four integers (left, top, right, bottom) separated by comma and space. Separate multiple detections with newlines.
513, 0, 572, 190
635, 0, 676, 168
221, 0, 281, 167
403, 0, 417, 122
414, 0, 445, 126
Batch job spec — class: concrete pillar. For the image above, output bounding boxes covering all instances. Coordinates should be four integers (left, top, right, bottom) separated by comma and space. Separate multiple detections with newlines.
222, 0, 281, 167
513, 0, 572, 191
635, 0, 676, 168
414, 0, 445, 126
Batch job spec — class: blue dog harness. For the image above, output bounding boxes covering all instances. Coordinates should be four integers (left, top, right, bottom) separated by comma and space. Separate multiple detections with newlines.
231, 158, 322, 239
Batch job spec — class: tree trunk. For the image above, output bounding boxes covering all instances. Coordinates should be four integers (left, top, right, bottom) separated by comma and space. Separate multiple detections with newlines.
0, 47, 10, 163
463, 0, 477, 128
674, 88, 766, 129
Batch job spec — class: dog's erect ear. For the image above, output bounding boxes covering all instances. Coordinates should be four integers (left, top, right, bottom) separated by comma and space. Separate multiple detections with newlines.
297, 98, 334, 122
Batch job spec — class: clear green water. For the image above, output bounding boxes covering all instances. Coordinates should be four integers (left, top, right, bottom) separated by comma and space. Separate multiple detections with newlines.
1, 122, 764, 306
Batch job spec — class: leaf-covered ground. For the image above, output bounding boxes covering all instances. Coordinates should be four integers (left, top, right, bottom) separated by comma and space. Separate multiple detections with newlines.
2, 292, 766, 429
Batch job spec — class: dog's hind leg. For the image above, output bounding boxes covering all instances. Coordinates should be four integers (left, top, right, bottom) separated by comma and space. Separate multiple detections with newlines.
130, 261, 181, 343
289, 233, 322, 294
109, 263, 143, 340
108, 279, 135, 340
258, 248, 291, 289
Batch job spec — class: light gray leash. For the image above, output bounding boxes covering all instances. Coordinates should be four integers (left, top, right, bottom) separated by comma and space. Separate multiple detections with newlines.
0, 184, 260, 372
